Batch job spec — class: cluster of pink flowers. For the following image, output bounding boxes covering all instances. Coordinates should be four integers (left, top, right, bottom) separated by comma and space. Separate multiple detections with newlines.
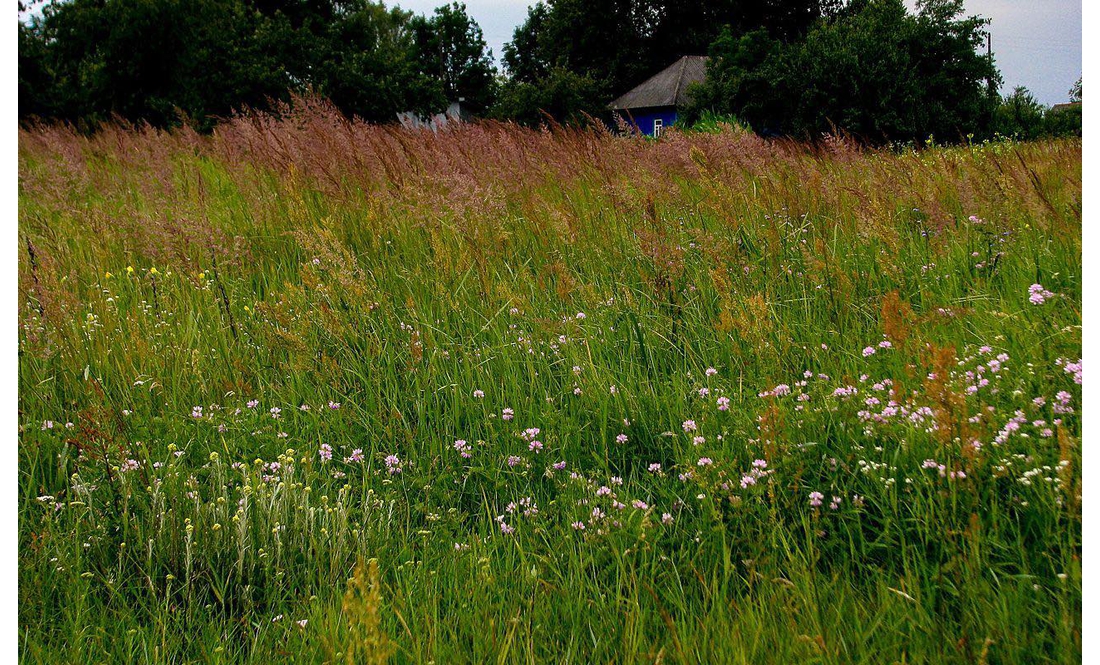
1053, 391, 1074, 414
519, 427, 543, 452
454, 439, 472, 458
506, 497, 539, 518
318, 443, 332, 462
921, 459, 966, 480
1028, 283, 1055, 305
740, 459, 771, 488
1057, 358, 1083, 385
993, 411, 1027, 445
384, 454, 402, 474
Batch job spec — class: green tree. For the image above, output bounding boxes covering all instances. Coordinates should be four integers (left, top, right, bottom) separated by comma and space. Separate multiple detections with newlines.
501, 3, 552, 84
992, 86, 1045, 140
1039, 78, 1082, 138
496, 0, 835, 125
309, 2, 441, 123
18, 0, 484, 129
492, 66, 606, 126
409, 2, 498, 112
19, 18, 58, 120
686, 0, 1000, 143
680, 28, 780, 127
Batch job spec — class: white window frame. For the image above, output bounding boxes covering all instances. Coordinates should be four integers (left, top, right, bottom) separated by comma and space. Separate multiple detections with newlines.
653, 118, 663, 138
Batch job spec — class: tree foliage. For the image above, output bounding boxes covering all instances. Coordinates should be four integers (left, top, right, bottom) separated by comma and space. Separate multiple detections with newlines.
684, 0, 1001, 143
991, 87, 1045, 140
19, 0, 1072, 142
490, 66, 606, 127
19, 0, 496, 129
991, 85, 1081, 140
498, 0, 837, 125
409, 2, 498, 112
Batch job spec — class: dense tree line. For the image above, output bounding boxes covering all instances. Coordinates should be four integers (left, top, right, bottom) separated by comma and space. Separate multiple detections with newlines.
683, 0, 1001, 142
494, 0, 841, 125
18, 0, 1081, 142
19, 0, 497, 130
989, 80, 1081, 141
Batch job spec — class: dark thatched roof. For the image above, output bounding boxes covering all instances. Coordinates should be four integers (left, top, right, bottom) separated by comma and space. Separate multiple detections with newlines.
609, 56, 708, 111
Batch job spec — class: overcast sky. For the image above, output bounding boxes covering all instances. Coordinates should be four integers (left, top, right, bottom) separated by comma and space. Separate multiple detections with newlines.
396, 0, 1082, 106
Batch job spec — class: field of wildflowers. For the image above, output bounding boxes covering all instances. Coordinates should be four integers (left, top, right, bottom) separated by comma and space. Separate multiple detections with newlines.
18, 102, 1081, 663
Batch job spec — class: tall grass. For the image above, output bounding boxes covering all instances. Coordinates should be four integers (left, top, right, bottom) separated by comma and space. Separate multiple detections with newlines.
18, 101, 1081, 663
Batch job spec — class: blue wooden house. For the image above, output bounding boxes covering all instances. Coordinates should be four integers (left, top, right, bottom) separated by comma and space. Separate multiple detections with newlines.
609, 56, 708, 137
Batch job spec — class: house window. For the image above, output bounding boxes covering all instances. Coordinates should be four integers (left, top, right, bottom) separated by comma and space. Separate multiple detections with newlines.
653, 118, 663, 138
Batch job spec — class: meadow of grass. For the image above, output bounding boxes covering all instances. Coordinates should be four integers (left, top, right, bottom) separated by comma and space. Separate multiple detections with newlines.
18, 101, 1081, 663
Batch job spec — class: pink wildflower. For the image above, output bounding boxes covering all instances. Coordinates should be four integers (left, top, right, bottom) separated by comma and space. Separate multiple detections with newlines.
384, 454, 402, 474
